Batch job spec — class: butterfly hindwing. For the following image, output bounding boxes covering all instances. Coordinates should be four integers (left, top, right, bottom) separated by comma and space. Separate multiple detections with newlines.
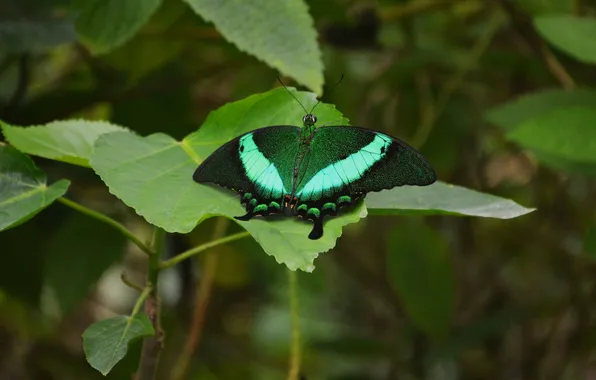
193, 126, 301, 219
292, 126, 436, 238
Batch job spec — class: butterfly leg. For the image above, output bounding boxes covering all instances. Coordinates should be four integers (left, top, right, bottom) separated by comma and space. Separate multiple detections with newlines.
234, 211, 255, 221
308, 218, 324, 240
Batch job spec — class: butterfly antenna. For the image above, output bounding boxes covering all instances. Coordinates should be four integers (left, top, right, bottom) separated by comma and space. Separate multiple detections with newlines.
276, 75, 309, 115
309, 73, 345, 114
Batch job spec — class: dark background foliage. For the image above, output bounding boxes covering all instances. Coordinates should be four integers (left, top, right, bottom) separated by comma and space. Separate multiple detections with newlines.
1, 0, 596, 379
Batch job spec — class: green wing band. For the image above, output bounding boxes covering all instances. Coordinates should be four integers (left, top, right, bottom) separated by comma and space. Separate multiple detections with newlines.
239, 133, 288, 199
296, 134, 391, 200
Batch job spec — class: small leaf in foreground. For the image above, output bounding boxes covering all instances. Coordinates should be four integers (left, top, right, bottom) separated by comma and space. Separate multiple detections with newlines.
387, 221, 454, 340
1, 119, 128, 167
534, 15, 596, 64
507, 107, 596, 164
0, 144, 70, 232
183, 0, 324, 93
366, 181, 534, 219
75, 0, 162, 54
83, 313, 154, 376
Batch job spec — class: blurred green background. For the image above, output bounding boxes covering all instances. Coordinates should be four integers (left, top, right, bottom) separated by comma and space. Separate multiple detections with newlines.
2, 0, 596, 379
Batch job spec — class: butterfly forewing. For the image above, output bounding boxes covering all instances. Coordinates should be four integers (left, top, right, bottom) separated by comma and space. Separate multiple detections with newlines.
193, 126, 301, 218
289, 126, 437, 238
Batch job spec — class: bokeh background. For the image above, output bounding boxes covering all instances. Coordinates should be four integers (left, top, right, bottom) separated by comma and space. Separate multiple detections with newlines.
2, 0, 596, 379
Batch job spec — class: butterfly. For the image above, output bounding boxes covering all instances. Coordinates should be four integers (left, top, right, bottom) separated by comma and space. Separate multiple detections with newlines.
193, 89, 436, 240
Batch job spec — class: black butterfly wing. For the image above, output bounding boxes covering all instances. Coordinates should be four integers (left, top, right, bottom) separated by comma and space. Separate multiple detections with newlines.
193, 126, 301, 219
294, 126, 436, 239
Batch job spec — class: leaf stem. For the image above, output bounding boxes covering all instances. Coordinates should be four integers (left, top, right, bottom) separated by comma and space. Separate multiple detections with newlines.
58, 197, 154, 256
135, 228, 165, 380
121, 273, 145, 292
172, 218, 229, 380
159, 231, 250, 270
131, 285, 153, 318
287, 269, 301, 380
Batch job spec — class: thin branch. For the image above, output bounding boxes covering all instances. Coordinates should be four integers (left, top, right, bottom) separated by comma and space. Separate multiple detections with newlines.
287, 269, 301, 380
131, 286, 153, 317
159, 231, 250, 270
58, 197, 154, 255
380, 0, 459, 21
172, 218, 229, 380
499, 0, 576, 89
539, 43, 576, 90
135, 228, 166, 380
411, 9, 504, 148
121, 273, 145, 292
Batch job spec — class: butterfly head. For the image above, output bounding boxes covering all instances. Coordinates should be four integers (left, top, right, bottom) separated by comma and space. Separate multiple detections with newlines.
302, 113, 317, 127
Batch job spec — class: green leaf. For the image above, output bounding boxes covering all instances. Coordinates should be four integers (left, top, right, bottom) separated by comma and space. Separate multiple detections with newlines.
387, 221, 454, 340
534, 15, 596, 64
507, 106, 596, 163
91, 88, 356, 271
44, 213, 126, 314
485, 88, 596, 131
75, 0, 162, 54
82, 313, 154, 375
366, 181, 534, 219
0, 144, 70, 232
182, 0, 323, 94
1, 119, 128, 167
485, 90, 596, 175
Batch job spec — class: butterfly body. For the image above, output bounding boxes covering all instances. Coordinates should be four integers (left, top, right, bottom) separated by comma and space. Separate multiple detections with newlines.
193, 113, 436, 240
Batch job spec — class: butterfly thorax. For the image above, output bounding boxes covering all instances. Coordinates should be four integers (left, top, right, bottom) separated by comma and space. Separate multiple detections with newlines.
284, 124, 317, 208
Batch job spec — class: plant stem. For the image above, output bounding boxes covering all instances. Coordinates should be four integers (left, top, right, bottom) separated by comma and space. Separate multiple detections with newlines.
58, 197, 154, 255
172, 218, 229, 380
135, 228, 166, 380
131, 286, 153, 317
287, 269, 301, 380
159, 231, 250, 270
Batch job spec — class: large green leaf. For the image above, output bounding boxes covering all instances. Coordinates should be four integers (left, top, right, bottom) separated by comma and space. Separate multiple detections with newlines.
91, 88, 358, 271
44, 213, 126, 314
507, 107, 596, 163
182, 0, 323, 94
0, 144, 70, 232
1, 120, 128, 167
75, 0, 162, 54
387, 221, 454, 340
534, 15, 596, 64
83, 313, 154, 375
366, 182, 534, 219
485, 88, 596, 132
